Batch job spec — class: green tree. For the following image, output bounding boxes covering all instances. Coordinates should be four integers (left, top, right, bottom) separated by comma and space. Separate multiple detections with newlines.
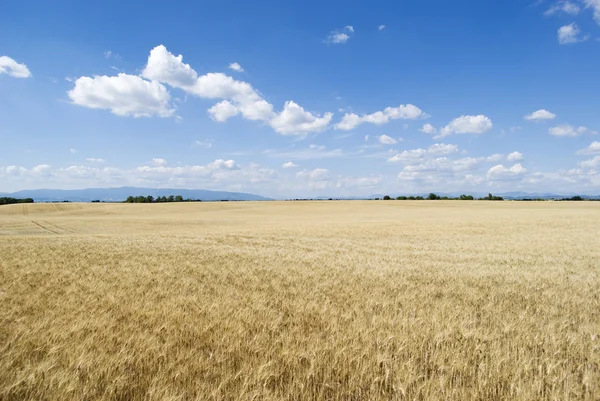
175, 195, 184, 202
383, 195, 391, 200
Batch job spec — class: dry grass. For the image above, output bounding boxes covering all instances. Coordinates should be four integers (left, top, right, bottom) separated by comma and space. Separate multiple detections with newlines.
1, 201, 599, 400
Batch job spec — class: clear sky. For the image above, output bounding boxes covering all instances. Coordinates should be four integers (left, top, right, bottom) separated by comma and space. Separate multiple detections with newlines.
1, 0, 599, 197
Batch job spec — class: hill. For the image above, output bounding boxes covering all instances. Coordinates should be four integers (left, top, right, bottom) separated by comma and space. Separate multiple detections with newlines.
0, 187, 271, 202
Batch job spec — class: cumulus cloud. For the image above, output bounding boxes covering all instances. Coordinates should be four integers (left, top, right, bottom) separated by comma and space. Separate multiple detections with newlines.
420, 123, 437, 135
577, 141, 600, 155
228, 62, 244, 72
0, 56, 31, 78
152, 158, 168, 167
486, 154, 505, 163
282, 161, 299, 168
270, 101, 333, 136
507, 151, 524, 162
208, 100, 239, 122
69, 148, 77, 154
487, 163, 527, 180
524, 109, 556, 121
335, 104, 426, 130
31, 164, 52, 174
378, 25, 386, 30
438, 115, 493, 138
208, 159, 239, 170
68, 45, 332, 134
326, 26, 354, 44
68, 73, 175, 117
549, 124, 588, 137
427, 143, 459, 155
378, 135, 398, 145
558, 23, 588, 44
579, 155, 600, 169
140, 45, 330, 135
85, 158, 105, 163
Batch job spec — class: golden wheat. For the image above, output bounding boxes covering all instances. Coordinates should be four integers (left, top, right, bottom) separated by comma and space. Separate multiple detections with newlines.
1, 201, 599, 400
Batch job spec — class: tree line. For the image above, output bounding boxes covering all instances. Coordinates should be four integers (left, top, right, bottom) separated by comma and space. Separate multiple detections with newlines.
378, 193, 504, 201
124, 195, 201, 203
0, 197, 34, 205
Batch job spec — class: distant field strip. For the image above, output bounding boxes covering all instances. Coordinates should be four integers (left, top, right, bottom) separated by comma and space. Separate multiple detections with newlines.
0, 201, 599, 400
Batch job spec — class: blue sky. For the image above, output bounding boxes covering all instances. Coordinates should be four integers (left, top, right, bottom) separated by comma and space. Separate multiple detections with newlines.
1, 0, 600, 197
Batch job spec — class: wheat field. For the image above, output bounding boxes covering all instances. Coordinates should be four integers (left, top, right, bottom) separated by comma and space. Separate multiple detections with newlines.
0, 201, 599, 400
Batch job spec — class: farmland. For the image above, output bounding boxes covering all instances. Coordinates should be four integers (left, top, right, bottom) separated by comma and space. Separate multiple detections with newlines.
1, 201, 599, 400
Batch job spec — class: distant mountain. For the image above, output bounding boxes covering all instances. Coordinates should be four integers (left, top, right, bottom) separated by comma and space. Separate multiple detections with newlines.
0, 187, 272, 202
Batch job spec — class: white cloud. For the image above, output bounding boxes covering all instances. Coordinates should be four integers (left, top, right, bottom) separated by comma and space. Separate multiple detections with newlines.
228, 62, 244, 72
549, 124, 588, 137
388, 148, 428, 163
140, 45, 330, 134
579, 155, 600, 169
427, 143, 459, 155
3, 166, 27, 176
296, 168, 330, 190
208, 100, 239, 122
584, 0, 600, 24
152, 158, 168, 167
207, 159, 239, 170
486, 154, 505, 163
282, 162, 298, 169
31, 164, 52, 174
507, 151, 524, 162
364, 135, 369, 141
296, 168, 329, 179
378, 134, 398, 145
141, 45, 274, 121
326, 26, 354, 44
269, 101, 332, 136
194, 140, 213, 149
328, 33, 350, 44
401, 157, 484, 174
420, 123, 437, 135
524, 109, 556, 121
378, 25, 386, 30
577, 141, 600, 155
69, 148, 77, 154
545, 1, 580, 15
558, 23, 588, 44
335, 104, 426, 130
85, 158, 105, 163
487, 163, 527, 180
438, 115, 493, 138
388, 143, 459, 162
68, 73, 175, 117
0, 56, 31, 78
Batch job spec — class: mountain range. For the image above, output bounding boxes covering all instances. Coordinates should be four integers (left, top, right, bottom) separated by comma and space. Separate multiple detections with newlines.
0, 187, 272, 202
